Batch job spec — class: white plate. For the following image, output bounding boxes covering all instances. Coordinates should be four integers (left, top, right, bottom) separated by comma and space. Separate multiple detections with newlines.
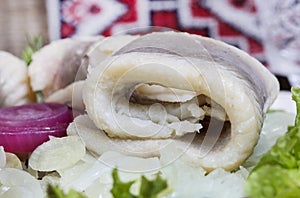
271, 91, 296, 114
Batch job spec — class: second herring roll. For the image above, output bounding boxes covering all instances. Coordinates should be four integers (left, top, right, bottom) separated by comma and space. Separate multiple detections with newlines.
83, 31, 279, 170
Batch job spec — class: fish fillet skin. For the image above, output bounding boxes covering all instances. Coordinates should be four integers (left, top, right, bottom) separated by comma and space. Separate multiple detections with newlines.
82, 31, 279, 170
84, 34, 140, 74
45, 80, 85, 112
68, 115, 244, 171
0, 51, 35, 107
44, 35, 139, 110
28, 36, 102, 97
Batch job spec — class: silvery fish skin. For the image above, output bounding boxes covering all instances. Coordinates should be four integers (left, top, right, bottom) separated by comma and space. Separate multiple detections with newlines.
82, 32, 279, 171
28, 37, 102, 98
45, 35, 139, 110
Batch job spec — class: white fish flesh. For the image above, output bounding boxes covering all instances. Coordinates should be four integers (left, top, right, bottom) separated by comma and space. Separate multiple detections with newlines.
80, 31, 279, 171
28, 37, 102, 97
0, 51, 34, 107
45, 35, 139, 110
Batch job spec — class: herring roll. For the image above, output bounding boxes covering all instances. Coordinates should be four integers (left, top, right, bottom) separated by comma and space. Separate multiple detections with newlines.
28, 37, 102, 98
0, 51, 35, 107
82, 31, 279, 170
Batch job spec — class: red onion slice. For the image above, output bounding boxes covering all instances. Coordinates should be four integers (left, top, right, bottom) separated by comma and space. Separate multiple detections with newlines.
0, 123, 70, 133
0, 103, 73, 153
0, 103, 72, 127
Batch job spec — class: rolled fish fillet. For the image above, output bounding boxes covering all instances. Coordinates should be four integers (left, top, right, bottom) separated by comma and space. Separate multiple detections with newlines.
81, 31, 279, 171
45, 81, 85, 112
86, 34, 198, 104
0, 51, 35, 107
46, 35, 139, 110
28, 36, 102, 98
83, 34, 140, 74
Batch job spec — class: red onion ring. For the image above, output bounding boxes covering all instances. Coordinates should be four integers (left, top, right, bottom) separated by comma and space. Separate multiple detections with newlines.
0, 103, 73, 153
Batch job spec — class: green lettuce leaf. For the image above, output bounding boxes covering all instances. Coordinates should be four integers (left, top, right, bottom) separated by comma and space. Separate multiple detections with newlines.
110, 168, 168, 198
251, 126, 300, 171
245, 87, 300, 198
47, 184, 87, 198
246, 165, 300, 198
139, 174, 168, 198
21, 35, 43, 66
292, 87, 300, 126
110, 168, 136, 198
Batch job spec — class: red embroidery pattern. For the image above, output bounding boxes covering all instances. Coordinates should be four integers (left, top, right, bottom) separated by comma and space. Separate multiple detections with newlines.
60, 0, 264, 61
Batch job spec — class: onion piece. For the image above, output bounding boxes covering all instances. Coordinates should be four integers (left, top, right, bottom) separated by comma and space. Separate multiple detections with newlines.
29, 136, 85, 172
0, 103, 72, 127
0, 103, 73, 153
0, 168, 43, 198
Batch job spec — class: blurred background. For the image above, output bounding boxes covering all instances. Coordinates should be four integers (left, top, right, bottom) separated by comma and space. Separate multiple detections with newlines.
0, 0, 48, 55
0, 0, 299, 89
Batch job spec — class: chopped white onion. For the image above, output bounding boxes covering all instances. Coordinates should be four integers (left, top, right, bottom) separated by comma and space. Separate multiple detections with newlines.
0, 168, 43, 198
29, 136, 86, 171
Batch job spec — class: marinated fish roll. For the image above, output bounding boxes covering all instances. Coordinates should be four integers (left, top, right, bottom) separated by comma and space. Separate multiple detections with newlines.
84, 34, 140, 74
45, 81, 85, 112
0, 51, 34, 107
28, 37, 102, 98
81, 31, 279, 171
44, 35, 139, 110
